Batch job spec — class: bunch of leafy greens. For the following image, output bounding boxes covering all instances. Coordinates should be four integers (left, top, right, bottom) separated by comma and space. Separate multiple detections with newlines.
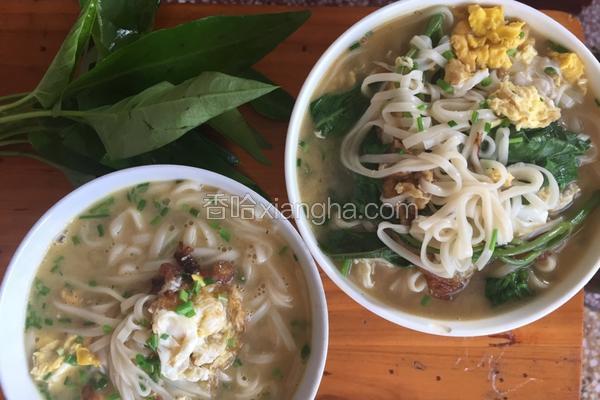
507, 122, 591, 190
0, 0, 309, 192
485, 267, 532, 306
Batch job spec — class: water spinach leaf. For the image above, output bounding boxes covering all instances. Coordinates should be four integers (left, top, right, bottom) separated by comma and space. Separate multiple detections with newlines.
237, 68, 295, 121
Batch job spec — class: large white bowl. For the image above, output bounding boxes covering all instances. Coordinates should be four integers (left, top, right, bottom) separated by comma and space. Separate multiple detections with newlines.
0, 165, 328, 399
285, 0, 600, 336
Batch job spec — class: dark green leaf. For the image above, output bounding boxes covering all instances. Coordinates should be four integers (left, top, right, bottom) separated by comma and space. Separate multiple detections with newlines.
208, 109, 270, 164
31, 0, 98, 108
507, 122, 591, 189
237, 68, 295, 121
310, 83, 370, 138
319, 230, 411, 266
81, 0, 159, 58
485, 268, 533, 306
70, 72, 276, 159
64, 11, 311, 108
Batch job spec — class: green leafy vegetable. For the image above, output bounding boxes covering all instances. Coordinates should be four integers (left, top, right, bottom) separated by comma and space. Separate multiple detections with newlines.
134, 354, 161, 382
507, 122, 591, 189
309, 83, 370, 138
319, 230, 411, 266
485, 268, 532, 306
65, 11, 311, 107
236, 68, 295, 121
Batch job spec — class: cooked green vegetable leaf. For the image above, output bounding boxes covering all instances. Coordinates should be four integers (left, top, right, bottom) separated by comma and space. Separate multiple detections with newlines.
81, 0, 159, 58
208, 109, 270, 164
70, 72, 276, 159
310, 83, 370, 137
65, 11, 310, 108
485, 268, 532, 306
319, 230, 411, 266
507, 122, 591, 189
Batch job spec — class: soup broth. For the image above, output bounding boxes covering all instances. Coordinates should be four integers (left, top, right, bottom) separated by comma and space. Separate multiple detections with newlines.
298, 5, 600, 319
26, 180, 312, 399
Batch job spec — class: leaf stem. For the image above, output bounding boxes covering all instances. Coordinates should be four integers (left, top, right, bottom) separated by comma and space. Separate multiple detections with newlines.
0, 125, 53, 141
0, 139, 29, 146
0, 92, 30, 104
0, 151, 62, 169
0, 93, 34, 114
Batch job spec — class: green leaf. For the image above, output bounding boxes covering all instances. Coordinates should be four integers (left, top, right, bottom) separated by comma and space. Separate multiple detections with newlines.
237, 68, 295, 121
310, 83, 370, 138
485, 268, 533, 306
70, 72, 277, 159
507, 122, 591, 189
31, 0, 98, 108
64, 11, 311, 108
319, 230, 411, 266
208, 109, 270, 165
81, 0, 160, 58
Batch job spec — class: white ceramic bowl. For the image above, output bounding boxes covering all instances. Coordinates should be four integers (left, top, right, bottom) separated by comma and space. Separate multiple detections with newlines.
0, 165, 328, 399
285, 0, 600, 336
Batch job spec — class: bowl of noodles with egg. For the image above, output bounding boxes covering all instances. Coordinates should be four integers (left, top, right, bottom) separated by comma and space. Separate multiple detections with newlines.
0, 165, 328, 399
286, 0, 600, 336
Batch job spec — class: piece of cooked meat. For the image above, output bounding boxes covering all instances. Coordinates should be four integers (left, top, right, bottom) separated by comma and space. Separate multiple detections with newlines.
174, 242, 201, 274
420, 269, 472, 300
81, 384, 104, 400
211, 261, 235, 284
148, 290, 179, 313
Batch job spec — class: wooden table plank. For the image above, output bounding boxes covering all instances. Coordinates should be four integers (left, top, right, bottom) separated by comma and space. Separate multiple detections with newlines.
0, 2, 584, 399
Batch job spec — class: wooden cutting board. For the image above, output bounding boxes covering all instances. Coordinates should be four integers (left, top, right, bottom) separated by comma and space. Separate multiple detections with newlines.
0, 1, 586, 399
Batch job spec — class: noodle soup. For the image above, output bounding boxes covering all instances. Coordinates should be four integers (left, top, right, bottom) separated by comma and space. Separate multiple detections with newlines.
25, 180, 312, 399
297, 4, 600, 320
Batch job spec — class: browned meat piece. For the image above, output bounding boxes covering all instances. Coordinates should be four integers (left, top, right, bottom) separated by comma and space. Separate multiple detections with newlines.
420, 269, 472, 300
148, 291, 179, 313
81, 385, 104, 400
211, 260, 235, 284
150, 262, 184, 294
159, 262, 184, 283
174, 242, 201, 274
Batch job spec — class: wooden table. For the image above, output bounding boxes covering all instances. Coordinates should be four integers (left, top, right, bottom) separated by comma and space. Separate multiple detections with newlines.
0, 1, 586, 399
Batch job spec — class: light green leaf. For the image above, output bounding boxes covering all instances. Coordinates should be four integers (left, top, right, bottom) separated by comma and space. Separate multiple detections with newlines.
73, 72, 276, 159
208, 109, 270, 165
32, 0, 98, 108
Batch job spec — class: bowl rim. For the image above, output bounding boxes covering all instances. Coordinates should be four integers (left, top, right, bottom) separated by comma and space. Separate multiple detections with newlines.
285, 0, 600, 336
0, 165, 328, 399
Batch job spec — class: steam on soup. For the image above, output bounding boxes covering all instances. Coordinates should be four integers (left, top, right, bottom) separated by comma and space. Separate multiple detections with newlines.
25, 180, 312, 399
299, 5, 600, 318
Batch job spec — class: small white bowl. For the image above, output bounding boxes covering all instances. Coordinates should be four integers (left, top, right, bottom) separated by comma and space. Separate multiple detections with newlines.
285, 0, 600, 336
0, 165, 328, 399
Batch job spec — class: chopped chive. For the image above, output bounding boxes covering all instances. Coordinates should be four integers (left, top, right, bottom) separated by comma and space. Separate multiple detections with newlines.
88, 280, 97, 287
233, 357, 243, 367
349, 41, 361, 51
519, 31, 525, 39
160, 333, 169, 340
178, 290, 189, 302
272, 367, 284, 380
544, 67, 557, 76
301, 344, 311, 361
417, 103, 427, 111
175, 301, 195, 317
146, 333, 159, 352
150, 215, 161, 225
479, 100, 489, 109
64, 354, 77, 365
71, 235, 81, 245
470, 110, 479, 123
219, 227, 231, 242
416, 116, 424, 132
509, 137, 524, 144
227, 337, 237, 349
44, 318, 53, 326
278, 245, 289, 255
442, 50, 455, 60
506, 48, 517, 57
137, 199, 146, 211
58, 317, 72, 324
102, 324, 113, 334
298, 140, 308, 151
484, 122, 492, 133
340, 259, 352, 276
402, 111, 412, 118
96, 224, 104, 237
488, 228, 499, 252
420, 295, 432, 306
480, 76, 492, 87
447, 120, 458, 127
189, 207, 199, 217
500, 118, 511, 128
548, 40, 570, 53
192, 276, 206, 293
436, 79, 454, 94
297, 158, 302, 167
78, 214, 110, 219
107, 394, 121, 400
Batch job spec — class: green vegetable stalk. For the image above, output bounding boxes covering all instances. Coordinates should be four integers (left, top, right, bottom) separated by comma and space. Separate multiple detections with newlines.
0, 1, 310, 193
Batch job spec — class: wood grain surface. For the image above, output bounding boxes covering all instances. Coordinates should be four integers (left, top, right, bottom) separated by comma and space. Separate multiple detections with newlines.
0, 1, 586, 399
